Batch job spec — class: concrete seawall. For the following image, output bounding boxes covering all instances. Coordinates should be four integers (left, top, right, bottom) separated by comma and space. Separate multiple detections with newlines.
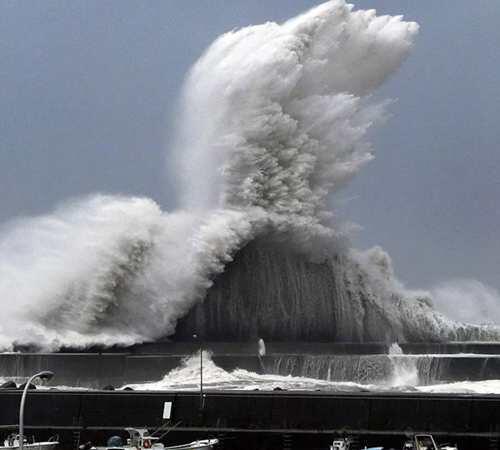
0, 353, 262, 388
54, 341, 500, 355
2, 343, 500, 387
0, 390, 499, 449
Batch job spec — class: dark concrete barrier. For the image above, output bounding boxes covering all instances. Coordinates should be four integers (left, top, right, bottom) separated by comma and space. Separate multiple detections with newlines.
54, 341, 500, 355
3, 351, 500, 387
401, 342, 500, 354
1, 390, 500, 435
0, 353, 264, 388
1, 391, 500, 450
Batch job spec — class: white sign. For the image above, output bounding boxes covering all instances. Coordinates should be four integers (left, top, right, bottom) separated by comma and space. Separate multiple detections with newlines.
163, 401, 172, 419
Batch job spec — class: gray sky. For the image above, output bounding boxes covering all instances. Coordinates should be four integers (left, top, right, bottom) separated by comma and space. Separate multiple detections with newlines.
1, 1, 499, 291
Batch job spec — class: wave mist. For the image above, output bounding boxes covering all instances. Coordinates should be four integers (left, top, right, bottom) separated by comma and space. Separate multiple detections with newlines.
0, 1, 498, 349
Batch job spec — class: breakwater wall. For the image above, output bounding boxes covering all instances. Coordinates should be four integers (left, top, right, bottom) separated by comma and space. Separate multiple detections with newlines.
0, 353, 261, 388
0, 390, 499, 450
2, 344, 500, 387
267, 354, 500, 384
55, 341, 500, 355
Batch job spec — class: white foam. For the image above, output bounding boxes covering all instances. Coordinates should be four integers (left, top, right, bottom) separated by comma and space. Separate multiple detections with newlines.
125, 353, 500, 395
417, 380, 500, 395
0, 1, 496, 349
0, 1, 423, 349
125, 351, 376, 392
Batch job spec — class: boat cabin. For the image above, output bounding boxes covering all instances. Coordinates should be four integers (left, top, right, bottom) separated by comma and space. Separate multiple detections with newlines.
330, 438, 351, 450
402, 434, 457, 450
124, 429, 162, 450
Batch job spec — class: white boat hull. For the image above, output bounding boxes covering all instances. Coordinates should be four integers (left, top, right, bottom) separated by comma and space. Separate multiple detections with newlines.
92, 439, 218, 450
164, 440, 218, 450
1, 442, 58, 450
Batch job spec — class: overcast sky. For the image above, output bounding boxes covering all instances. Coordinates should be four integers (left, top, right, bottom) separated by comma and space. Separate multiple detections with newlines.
1, 0, 499, 291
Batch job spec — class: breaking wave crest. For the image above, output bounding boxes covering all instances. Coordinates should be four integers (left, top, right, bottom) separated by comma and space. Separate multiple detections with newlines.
125, 351, 373, 392
0, 1, 498, 349
126, 352, 500, 395
173, 1, 418, 220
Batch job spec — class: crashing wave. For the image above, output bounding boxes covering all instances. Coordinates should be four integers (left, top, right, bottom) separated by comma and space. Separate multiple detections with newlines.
0, 1, 498, 349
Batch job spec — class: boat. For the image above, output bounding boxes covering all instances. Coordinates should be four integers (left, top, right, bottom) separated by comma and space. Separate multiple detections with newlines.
402, 434, 458, 450
1, 434, 58, 450
330, 437, 365, 450
88, 428, 218, 450
331, 438, 352, 450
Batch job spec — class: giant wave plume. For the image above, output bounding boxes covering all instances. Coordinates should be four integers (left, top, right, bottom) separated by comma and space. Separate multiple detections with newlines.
0, 1, 498, 350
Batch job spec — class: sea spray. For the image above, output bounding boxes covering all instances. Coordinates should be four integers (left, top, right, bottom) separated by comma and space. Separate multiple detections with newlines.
431, 280, 500, 326
173, 1, 418, 221
124, 352, 500, 395
388, 343, 418, 386
0, 1, 498, 349
0, 197, 263, 348
125, 351, 375, 392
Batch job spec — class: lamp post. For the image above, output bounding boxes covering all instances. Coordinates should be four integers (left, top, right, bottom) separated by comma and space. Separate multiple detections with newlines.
192, 334, 203, 410
19, 371, 54, 450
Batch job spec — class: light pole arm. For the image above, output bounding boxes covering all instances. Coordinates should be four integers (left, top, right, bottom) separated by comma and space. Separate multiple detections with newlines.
19, 373, 39, 450
19, 371, 53, 450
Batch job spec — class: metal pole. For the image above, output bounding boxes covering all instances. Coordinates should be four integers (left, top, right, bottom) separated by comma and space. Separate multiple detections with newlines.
19, 371, 54, 450
200, 337, 203, 409
19, 374, 40, 450
193, 334, 203, 410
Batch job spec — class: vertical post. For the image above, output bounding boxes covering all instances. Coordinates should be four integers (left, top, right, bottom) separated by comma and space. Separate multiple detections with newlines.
193, 334, 204, 410
200, 338, 203, 410
19, 381, 29, 450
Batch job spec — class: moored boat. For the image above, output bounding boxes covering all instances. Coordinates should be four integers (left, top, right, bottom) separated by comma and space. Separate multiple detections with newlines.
88, 428, 218, 450
402, 434, 458, 450
1, 434, 58, 450
331, 438, 352, 450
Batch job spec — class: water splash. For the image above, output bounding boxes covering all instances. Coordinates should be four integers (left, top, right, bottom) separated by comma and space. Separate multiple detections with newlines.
173, 1, 418, 222
0, 1, 497, 349
0, 196, 262, 349
125, 351, 376, 392
387, 343, 418, 386
125, 352, 500, 395
431, 280, 500, 326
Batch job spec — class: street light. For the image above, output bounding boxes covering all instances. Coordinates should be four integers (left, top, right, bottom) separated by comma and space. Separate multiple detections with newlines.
19, 371, 54, 450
